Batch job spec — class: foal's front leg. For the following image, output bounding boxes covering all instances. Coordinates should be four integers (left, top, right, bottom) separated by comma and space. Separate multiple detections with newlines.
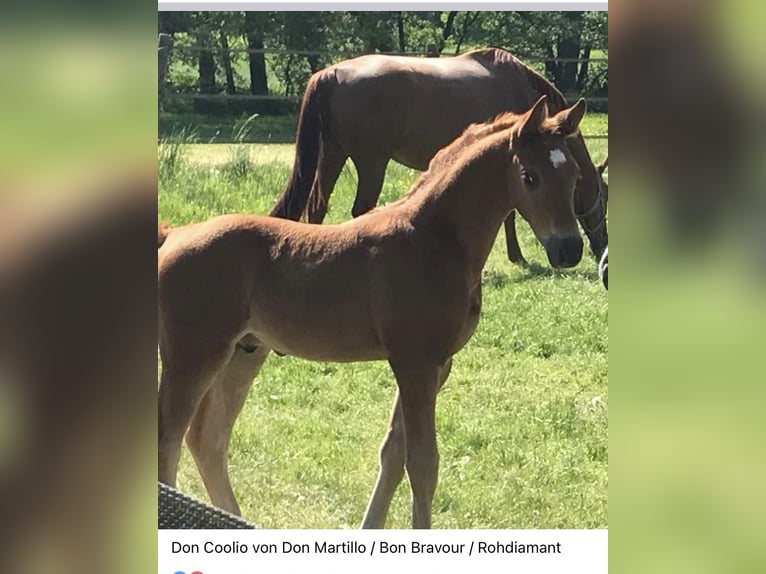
388, 358, 446, 529
361, 359, 453, 529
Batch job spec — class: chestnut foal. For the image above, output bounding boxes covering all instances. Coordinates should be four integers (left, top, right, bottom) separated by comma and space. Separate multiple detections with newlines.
158, 95, 585, 528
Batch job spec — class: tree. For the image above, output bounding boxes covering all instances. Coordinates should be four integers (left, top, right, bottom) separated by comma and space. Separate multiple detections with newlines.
244, 12, 269, 95
469, 11, 608, 95
158, 11, 608, 112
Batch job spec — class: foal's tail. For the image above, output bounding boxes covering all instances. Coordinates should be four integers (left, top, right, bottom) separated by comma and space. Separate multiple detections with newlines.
158, 223, 171, 248
269, 71, 333, 221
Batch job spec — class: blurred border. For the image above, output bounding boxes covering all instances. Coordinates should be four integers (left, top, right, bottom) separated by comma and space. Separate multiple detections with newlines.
0, 13, 156, 574
611, 0, 765, 572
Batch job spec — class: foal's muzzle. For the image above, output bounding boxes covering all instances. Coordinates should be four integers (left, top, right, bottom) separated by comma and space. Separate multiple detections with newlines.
544, 234, 584, 268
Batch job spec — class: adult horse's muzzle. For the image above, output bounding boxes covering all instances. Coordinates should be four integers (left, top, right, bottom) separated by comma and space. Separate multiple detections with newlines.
544, 234, 583, 268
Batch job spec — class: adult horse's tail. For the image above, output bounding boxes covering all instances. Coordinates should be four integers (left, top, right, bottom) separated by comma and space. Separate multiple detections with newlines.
269, 72, 331, 220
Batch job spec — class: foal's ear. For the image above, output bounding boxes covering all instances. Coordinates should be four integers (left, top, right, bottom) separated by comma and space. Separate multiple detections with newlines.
516, 95, 549, 138
552, 98, 587, 137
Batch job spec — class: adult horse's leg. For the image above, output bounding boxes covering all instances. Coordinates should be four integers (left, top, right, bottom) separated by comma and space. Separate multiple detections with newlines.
503, 210, 528, 265
158, 337, 234, 489
350, 156, 389, 218
387, 357, 449, 529
361, 358, 452, 529
306, 139, 348, 224
185, 345, 270, 515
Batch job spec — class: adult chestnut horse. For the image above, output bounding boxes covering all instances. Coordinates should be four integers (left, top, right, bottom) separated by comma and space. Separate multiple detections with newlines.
158, 96, 585, 528
270, 47, 607, 264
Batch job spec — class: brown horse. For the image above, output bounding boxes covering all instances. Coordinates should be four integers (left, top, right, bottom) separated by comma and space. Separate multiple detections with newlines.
158, 96, 585, 528
269, 47, 607, 265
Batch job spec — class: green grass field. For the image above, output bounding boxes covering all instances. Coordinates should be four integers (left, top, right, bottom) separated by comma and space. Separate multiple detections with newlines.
158, 128, 608, 529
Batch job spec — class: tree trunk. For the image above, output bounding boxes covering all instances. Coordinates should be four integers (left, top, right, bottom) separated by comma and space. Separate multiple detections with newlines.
283, 54, 294, 96
158, 33, 173, 112
244, 12, 268, 95
158, 13, 173, 34
197, 30, 216, 94
454, 12, 480, 55
397, 12, 406, 52
557, 44, 580, 93
219, 30, 236, 95
545, 45, 559, 83
576, 44, 592, 92
555, 12, 584, 94
438, 11, 457, 53
306, 55, 320, 74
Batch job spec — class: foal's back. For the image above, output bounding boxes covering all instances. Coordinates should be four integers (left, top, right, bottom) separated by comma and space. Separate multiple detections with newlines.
158, 211, 420, 362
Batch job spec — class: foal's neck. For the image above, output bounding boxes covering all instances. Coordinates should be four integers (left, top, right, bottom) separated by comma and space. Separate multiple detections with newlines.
410, 133, 515, 284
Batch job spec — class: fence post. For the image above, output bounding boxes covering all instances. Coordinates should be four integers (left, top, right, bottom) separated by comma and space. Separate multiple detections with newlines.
158, 33, 174, 113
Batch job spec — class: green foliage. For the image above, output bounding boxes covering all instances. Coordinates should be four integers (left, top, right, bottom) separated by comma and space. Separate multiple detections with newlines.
158, 133, 608, 528
162, 11, 608, 106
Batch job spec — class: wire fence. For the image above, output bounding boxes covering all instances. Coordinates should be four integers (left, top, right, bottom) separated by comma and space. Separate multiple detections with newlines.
163, 44, 609, 64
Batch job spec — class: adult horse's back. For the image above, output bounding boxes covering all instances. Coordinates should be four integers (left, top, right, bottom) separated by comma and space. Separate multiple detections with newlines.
270, 47, 607, 263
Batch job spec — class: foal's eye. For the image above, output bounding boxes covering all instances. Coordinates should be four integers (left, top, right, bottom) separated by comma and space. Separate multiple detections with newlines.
521, 170, 538, 188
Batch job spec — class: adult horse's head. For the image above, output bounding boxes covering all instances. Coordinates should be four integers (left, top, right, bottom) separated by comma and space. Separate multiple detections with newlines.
509, 95, 586, 268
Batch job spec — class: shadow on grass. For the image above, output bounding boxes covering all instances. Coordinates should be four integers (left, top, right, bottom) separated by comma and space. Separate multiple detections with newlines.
484, 261, 599, 288
517, 261, 600, 283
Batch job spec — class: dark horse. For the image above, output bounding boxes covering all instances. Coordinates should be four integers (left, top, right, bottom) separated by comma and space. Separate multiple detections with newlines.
270, 47, 607, 264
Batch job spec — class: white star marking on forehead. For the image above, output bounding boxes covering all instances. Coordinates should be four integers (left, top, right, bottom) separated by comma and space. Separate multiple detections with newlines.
549, 148, 567, 169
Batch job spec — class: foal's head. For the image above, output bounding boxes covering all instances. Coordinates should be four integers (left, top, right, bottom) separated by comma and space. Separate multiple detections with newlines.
508, 96, 586, 268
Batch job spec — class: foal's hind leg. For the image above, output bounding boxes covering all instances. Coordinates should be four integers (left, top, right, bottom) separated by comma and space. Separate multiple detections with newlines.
158, 339, 235, 489
361, 358, 452, 529
504, 210, 528, 265
186, 345, 270, 515
350, 156, 389, 218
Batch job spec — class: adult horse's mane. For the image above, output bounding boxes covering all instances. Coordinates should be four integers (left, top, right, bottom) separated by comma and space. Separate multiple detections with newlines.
479, 47, 570, 113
